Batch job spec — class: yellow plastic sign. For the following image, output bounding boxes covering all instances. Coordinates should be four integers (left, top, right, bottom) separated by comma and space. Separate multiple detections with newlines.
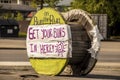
26, 8, 72, 75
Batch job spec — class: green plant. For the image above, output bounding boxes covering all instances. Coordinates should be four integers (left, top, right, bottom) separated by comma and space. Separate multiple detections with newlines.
15, 12, 24, 21
19, 32, 27, 37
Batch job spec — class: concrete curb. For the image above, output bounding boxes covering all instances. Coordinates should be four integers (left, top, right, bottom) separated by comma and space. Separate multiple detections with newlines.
0, 47, 26, 50
0, 62, 119, 67
0, 62, 119, 71
96, 62, 120, 67
95, 62, 120, 70
0, 39, 26, 49
0, 62, 31, 66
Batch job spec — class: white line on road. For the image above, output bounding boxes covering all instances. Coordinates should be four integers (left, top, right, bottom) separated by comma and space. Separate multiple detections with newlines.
0, 62, 31, 66
0, 62, 119, 67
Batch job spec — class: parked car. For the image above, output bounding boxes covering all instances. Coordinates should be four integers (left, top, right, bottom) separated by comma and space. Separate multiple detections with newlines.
0, 19, 19, 37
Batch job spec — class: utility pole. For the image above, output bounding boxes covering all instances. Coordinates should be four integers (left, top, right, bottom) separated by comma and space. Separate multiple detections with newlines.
40, 0, 44, 9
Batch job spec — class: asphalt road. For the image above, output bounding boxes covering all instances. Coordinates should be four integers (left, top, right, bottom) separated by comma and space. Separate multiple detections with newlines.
0, 49, 28, 61
99, 41, 120, 62
0, 49, 119, 62
0, 70, 120, 80
0, 41, 120, 62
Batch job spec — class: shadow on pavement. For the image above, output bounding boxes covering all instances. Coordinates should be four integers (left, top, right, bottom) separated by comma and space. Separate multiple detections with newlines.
20, 74, 39, 80
59, 74, 120, 80
85, 74, 120, 80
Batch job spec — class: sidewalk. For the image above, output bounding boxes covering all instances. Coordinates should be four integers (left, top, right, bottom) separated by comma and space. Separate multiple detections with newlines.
0, 38, 26, 49
0, 62, 119, 80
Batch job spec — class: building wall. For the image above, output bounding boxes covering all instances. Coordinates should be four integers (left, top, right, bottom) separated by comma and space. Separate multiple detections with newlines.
0, 0, 12, 3
16, 0, 22, 4
22, 0, 31, 6
18, 20, 30, 33
0, 0, 31, 5
91, 14, 107, 39
11, 0, 17, 4
16, 0, 31, 5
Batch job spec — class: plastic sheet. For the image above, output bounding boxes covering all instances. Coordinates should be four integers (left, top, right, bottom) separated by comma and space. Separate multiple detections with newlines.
88, 25, 103, 59
62, 9, 103, 59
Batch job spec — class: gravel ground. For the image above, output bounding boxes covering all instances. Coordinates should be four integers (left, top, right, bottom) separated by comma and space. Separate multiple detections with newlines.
0, 65, 120, 80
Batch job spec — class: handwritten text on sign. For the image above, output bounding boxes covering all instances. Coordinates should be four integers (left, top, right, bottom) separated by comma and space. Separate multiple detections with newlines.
27, 24, 71, 58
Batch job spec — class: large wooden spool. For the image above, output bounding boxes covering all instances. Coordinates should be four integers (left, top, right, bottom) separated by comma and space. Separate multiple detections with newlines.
27, 8, 101, 76
62, 9, 99, 76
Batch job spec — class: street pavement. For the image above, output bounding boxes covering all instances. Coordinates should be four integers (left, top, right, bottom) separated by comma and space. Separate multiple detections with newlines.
0, 38, 120, 80
0, 38, 120, 63
0, 38, 26, 49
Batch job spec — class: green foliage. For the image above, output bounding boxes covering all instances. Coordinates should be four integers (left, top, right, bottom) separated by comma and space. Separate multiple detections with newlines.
1, 11, 24, 21
3, 12, 14, 19
15, 12, 24, 21
31, 0, 62, 8
19, 32, 27, 37
31, 0, 38, 8
61, 6, 70, 12
71, 0, 120, 28
44, 0, 62, 8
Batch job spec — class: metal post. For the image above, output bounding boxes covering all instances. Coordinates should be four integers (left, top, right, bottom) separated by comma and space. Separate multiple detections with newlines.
40, 0, 44, 9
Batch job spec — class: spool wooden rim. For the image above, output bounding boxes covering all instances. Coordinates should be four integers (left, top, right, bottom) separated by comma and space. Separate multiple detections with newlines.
61, 9, 98, 76
27, 8, 71, 76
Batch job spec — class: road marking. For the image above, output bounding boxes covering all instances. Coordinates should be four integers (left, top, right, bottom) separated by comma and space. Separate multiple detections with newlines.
0, 62, 31, 66
96, 62, 120, 67
0, 62, 119, 67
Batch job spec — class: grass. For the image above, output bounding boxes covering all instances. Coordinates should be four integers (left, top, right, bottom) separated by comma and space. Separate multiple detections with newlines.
19, 32, 27, 38
110, 36, 120, 39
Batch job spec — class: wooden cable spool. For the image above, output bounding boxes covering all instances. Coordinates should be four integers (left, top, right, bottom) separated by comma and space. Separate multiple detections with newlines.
62, 9, 98, 76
